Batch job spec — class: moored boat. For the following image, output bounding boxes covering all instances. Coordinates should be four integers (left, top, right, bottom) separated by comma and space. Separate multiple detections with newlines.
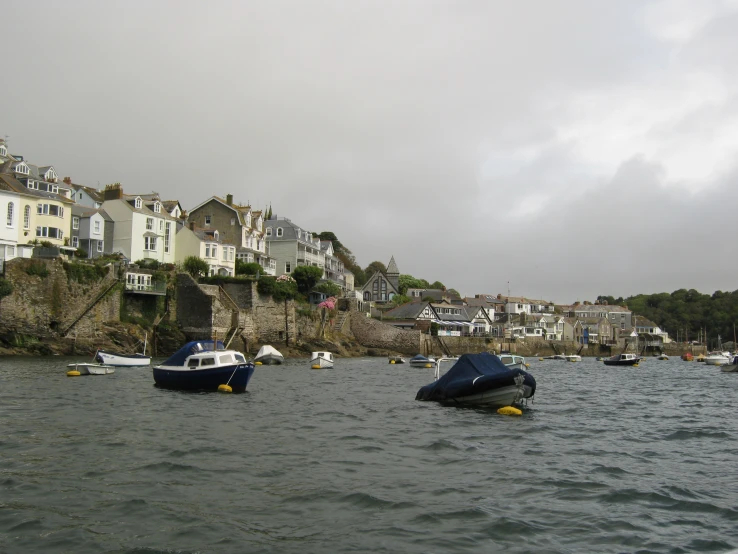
310, 351, 334, 369
499, 353, 528, 370
704, 351, 731, 366
152, 340, 255, 392
409, 354, 436, 368
681, 352, 694, 361
95, 350, 151, 367
603, 353, 640, 366
415, 353, 536, 408
67, 362, 115, 375
657, 352, 669, 360
388, 355, 406, 364
254, 345, 284, 365
564, 354, 582, 362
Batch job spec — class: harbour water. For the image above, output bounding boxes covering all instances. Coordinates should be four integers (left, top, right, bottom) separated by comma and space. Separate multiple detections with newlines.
1, 355, 737, 553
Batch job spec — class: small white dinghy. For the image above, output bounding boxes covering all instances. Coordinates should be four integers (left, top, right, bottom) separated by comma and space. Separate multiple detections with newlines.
67, 363, 115, 375
254, 345, 285, 365
310, 351, 334, 369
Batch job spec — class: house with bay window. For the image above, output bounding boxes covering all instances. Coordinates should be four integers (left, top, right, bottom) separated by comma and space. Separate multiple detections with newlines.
100, 184, 177, 264
0, 155, 74, 258
176, 223, 237, 276
70, 206, 113, 258
188, 194, 275, 275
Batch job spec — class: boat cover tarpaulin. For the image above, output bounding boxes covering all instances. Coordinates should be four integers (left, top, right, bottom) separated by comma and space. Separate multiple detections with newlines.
161, 340, 226, 366
415, 352, 536, 402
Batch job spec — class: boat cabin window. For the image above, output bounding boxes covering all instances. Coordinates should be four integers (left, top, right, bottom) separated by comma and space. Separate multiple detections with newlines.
201, 357, 216, 367
500, 355, 512, 364
219, 354, 233, 364
234, 353, 246, 363
188, 358, 200, 369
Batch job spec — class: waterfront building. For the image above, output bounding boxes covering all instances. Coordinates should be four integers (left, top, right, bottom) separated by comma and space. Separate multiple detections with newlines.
101, 184, 177, 264
70, 205, 114, 258
361, 256, 400, 303
176, 222, 237, 276
189, 195, 275, 276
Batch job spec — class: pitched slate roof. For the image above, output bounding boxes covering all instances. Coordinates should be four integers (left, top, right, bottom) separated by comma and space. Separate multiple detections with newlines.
383, 301, 431, 320
386, 255, 399, 274
70, 183, 105, 203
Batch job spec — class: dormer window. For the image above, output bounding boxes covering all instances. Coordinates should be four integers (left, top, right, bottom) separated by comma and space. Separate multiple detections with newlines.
276, 227, 283, 237
45, 168, 57, 182
266, 227, 272, 236
153, 202, 161, 213
0, 145, 7, 157
256, 216, 262, 231
246, 213, 252, 227
214, 230, 219, 240
14, 162, 29, 175
135, 197, 142, 209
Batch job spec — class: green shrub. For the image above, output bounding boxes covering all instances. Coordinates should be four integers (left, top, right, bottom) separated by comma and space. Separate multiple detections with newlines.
257, 276, 297, 301
183, 256, 208, 278
25, 261, 50, 278
200, 275, 254, 285
0, 277, 12, 299
63, 262, 109, 283
235, 261, 262, 276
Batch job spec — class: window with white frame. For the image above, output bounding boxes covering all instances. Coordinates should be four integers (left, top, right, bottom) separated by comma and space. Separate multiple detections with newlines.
0, 145, 6, 157
72, 217, 80, 230
146, 217, 153, 230
78, 192, 83, 200
27, 180, 39, 190
36, 226, 63, 239
36, 204, 64, 217
276, 227, 283, 237
144, 236, 157, 250
265, 227, 272, 236
72, 236, 79, 248
154, 202, 161, 213
204, 215, 211, 226
15, 162, 29, 175
222, 248, 228, 261
285, 262, 291, 273
212, 244, 217, 259
6, 202, 14, 226
93, 220, 101, 234
246, 213, 251, 227
23, 205, 30, 229
256, 216, 262, 231
97, 241, 104, 253
159, 220, 163, 232
45, 168, 57, 181
164, 222, 171, 253
135, 197, 142, 209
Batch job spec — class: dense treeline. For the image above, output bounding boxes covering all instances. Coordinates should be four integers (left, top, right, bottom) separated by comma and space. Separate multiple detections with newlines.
598, 290, 738, 346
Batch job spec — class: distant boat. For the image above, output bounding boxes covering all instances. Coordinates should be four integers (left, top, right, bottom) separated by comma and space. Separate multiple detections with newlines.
153, 340, 255, 392
603, 353, 640, 366
310, 351, 334, 369
388, 355, 406, 364
681, 352, 694, 361
704, 351, 731, 366
721, 355, 738, 372
67, 362, 115, 375
541, 354, 566, 360
415, 353, 536, 408
564, 354, 582, 362
254, 345, 284, 365
95, 350, 151, 367
498, 353, 528, 370
657, 352, 669, 360
409, 354, 436, 368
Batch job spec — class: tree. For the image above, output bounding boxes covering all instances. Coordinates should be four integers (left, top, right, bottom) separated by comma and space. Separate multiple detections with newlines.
235, 260, 262, 276
313, 281, 342, 297
183, 256, 208, 278
429, 281, 445, 290
364, 261, 387, 278
316, 231, 345, 254
291, 265, 324, 294
391, 294, 411, 306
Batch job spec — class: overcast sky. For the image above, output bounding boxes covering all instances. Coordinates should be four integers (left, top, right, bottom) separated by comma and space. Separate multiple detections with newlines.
3, 0, 737, 303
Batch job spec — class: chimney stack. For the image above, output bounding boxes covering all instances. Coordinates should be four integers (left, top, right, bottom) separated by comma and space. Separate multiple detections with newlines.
103, 183, 123, 200
226, 194, 233, 206
63, 177, 72, 184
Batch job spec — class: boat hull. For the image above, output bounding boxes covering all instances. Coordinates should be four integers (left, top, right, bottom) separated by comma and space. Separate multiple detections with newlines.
153, 363, 255, 392
310, 357, 333, 369
704, 356, 730, 366
254, 355, 284, 365
603, 359, 639, 366
69, 363, 115, 375
95, 350, 151, 367
437, 384, 526, 408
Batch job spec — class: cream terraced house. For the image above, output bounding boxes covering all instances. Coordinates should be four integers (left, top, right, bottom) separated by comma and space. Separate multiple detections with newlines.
0, 150, 74, 259
176, 223, 237, 276
100, 184, 177, 264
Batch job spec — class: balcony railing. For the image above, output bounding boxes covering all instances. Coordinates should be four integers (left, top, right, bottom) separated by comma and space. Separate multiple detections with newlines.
124, 281, 167, 295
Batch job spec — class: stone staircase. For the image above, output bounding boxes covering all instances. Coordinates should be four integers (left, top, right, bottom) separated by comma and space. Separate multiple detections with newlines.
333, 310, 349, 333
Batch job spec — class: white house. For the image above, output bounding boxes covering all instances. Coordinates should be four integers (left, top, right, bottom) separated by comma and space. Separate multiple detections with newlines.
176, 224, 237, 276
101, 184, 177, 264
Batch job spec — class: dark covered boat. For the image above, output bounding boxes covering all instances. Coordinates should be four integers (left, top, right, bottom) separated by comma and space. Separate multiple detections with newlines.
415, 352, 536, 408
603, 353, 641, 366
153, 340, 255, 392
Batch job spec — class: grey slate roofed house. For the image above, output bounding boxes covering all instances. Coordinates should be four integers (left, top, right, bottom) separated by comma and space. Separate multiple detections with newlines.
70, 205, 114, 258
361, 256, 400, 303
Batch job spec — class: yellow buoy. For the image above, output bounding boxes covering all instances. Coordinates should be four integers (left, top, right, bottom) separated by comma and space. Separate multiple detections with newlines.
539, 357, 544, 361
425, 363, 432, 368
312, 365, 321, 369
66, 370, 81, 377
255, 361, 262, 365
390, 360, 395, 364
497, 406, 522, 416
525, 363, 530, 368
218, 384, 232, 393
